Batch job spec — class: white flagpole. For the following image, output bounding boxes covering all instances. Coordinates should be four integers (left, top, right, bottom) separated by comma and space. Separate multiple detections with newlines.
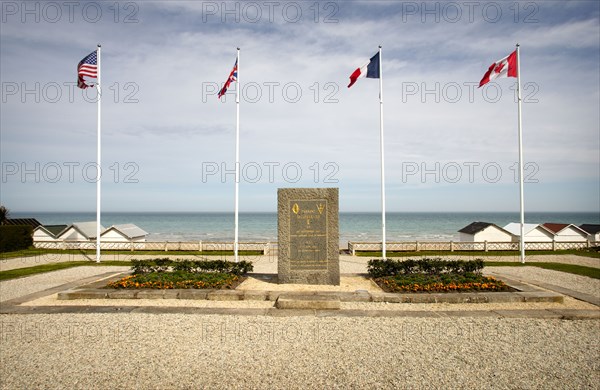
234, 47, 240, 263
516, 43, 525, 264
378, 45, 386, 259
96, 44, 102, 263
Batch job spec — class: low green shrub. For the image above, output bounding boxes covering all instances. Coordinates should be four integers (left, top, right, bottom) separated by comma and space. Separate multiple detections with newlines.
367, 258, 484, 277
368, 258, 502, 293
130, 258, 253, 275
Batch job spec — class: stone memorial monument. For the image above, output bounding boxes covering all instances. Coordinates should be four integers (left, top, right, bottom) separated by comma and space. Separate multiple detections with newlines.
277, 188, 340, 285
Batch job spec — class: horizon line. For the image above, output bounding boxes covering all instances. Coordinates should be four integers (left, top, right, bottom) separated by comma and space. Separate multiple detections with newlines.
9, 210, 600, 214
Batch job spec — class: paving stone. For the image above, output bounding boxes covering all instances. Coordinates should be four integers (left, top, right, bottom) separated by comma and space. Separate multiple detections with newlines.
338, 292, 371, 302
107, 290, 138, 299
492, 276, 539, 292
131, 306, 204, 314
266, 291, 281, 301
370, 292, 391, 302
516, 291, 564, 303
493, 309, 563, 319
316, 309, 372, 317
243, 291, 268, 301
547, 309, 600, 320
482, 292, 523, 303
80, 306, 136, 313
532, 283, 599, 306
135, 290, 166, 299
275, 294, 340, 310
361, 310, 442, 318
57, 290, 107, 300
437, 310, 501, 318
178, 290, 209, 300
207, 290, 243, 301
505, 282, 538, 292
162, 290, 180, 299
266, 308, 316, 317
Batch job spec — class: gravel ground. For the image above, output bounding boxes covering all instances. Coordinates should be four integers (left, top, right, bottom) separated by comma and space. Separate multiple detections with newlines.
1, 259, 599, 388
0, 266, 129, 303
237, 275, 382, 292
340, 297, 598, 311
1, 314, 598, 389
485, 266, 600, 297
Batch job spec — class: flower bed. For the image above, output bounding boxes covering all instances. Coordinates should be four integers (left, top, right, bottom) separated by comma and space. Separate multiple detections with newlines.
368, 258, 510, 293
107, 258, 252, 289
107, 272, 244, 289
374, 273, 510, 293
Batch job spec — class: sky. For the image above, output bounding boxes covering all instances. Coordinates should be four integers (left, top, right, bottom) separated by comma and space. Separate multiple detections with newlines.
1, 0, 599, 213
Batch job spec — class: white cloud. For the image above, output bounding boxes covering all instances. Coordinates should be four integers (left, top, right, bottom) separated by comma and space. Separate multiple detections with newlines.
1, 0, 598, 212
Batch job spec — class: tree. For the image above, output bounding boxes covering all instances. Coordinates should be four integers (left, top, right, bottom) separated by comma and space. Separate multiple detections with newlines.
0, 205, 9, 225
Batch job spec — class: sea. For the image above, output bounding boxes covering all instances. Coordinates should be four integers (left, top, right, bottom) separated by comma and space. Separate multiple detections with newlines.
11, 211, 600, 245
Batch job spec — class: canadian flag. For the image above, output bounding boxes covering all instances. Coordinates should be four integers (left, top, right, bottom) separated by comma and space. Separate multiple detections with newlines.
479, 50, 518, 88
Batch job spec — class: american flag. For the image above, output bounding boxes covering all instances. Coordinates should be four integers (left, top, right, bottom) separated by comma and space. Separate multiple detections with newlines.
218, 59, 238, 99
77, 51, 98, 89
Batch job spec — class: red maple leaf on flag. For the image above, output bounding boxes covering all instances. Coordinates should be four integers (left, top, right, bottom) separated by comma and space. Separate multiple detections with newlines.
494, 62, 506, 74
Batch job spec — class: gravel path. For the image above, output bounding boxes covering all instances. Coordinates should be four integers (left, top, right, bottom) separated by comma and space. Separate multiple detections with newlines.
1, 314, 598, 389
0, 266, 129, 303
485, 266, 600, 297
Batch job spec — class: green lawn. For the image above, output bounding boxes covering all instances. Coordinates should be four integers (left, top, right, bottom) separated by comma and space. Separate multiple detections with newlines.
0, 248, 264, 260
485, 261, 600, 279
1, 249, 598, 282
2, 260, 598, 282
0, 261, 132, 281
355, 249, 600, 259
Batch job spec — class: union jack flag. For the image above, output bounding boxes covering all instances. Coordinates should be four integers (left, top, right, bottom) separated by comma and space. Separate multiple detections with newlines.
218, 59, 237, 99
77, 51, 98, 89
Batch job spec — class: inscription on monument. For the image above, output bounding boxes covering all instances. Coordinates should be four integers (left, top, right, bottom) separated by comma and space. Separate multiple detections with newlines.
289, 200, 327, 270
278, 188, 339, 285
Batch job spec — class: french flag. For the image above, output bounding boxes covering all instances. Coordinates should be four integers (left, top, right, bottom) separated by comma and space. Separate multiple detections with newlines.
479, 50, 518, 88
348, 52, 380, 88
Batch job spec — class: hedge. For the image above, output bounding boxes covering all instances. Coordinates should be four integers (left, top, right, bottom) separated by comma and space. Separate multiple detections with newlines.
367, 258, 484, 278
0, 225, 33, 253
130, 258, 254, 276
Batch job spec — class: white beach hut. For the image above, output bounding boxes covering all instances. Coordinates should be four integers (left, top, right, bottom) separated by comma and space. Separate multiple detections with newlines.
503, 223, 555, 242
542, 223, 588, 242
578, 224, 600, 243
58, 221, 105, 242
101, 224, 148, 243
33, 225, 68, 242
458, 222, 515, 242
